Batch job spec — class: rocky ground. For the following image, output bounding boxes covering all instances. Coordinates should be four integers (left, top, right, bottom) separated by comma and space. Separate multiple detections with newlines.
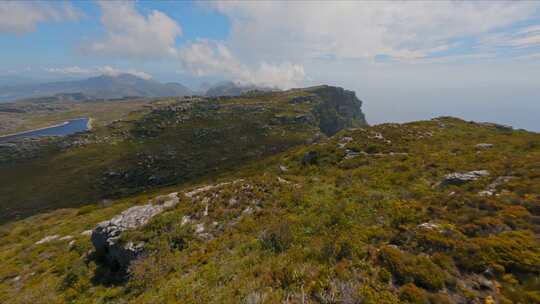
0, 116, 538, 303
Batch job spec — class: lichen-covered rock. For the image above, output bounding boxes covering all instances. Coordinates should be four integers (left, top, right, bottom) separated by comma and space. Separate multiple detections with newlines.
442, 170, 490, 186
91, 192, 179, 270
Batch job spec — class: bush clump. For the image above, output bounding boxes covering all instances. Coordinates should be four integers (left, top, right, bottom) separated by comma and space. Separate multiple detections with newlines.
399, 283, 429, 304
378, 246, 447, 291
455, 231, 540, 274
259, 221, 294, 253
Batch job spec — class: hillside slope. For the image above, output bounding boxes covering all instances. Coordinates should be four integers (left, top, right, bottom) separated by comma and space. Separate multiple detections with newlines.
0, 86, 366, 222
0, 117, 538, 303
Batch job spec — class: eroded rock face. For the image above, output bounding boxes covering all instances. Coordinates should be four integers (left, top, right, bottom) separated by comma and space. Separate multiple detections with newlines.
309, 86, 367, 136
91, 193, 179, 270
442, 170, 490, 186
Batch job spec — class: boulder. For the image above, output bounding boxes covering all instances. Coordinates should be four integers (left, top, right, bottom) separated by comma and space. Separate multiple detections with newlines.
91, 192, 179, 270
442, 170, 490, 186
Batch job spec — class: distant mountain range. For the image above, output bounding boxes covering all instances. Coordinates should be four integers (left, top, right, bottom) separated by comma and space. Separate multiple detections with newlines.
0, 74, 193, 102
0, 74, 281, 103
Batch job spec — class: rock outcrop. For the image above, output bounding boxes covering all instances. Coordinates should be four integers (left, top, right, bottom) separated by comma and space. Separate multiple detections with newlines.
442, 170, 490, 186
308, 86, 367, 136
91, 193, 179, 270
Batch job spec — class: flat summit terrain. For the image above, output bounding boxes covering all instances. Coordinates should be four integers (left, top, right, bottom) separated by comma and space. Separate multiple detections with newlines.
0, 87, 539, 304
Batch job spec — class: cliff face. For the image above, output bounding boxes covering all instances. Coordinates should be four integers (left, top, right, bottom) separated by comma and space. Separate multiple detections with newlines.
308, 85, 367, 136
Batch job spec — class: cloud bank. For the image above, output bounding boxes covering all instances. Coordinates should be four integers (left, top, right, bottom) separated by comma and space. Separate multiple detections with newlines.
85, 1, 307, 88
0, 1, 80, 33
209, 1, 540, 61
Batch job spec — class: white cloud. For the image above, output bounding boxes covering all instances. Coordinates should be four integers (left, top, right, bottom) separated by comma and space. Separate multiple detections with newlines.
84, 2, 306, 88
0, 1, 81, 33
177, 40, 305, 88
87, 1, 181, 58
208, 1, 540, 61
46, 65, 152, 79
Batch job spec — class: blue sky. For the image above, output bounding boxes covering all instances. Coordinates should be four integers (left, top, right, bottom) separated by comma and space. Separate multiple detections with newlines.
1, 1, 540, 131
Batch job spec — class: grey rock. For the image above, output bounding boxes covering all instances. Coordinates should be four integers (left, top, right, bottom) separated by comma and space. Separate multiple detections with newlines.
153, 192, 179, 208
277, 176, 290, 184
91, 195, 179, 270
184, 181, 234, 198
476, 143, 494, 149
478, 190, 495, 197
442, 170, 490, 186
478, 176, 515, 196
35, 235, 60, 245
418, 222, 442, 231
344, 149, 361, 160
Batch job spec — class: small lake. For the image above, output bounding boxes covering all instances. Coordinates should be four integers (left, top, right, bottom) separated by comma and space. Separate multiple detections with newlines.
0, 117, 90, 142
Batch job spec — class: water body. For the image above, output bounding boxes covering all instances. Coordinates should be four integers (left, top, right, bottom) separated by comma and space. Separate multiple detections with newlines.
0, 117, 89, 142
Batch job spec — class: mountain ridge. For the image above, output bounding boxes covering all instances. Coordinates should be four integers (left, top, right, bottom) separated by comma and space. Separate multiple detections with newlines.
0, 74, 193, 102
0, 85, 366, 222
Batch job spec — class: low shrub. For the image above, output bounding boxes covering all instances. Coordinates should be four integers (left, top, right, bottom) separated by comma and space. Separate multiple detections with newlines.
399, 283, 429, 304
378, 246, 447, 291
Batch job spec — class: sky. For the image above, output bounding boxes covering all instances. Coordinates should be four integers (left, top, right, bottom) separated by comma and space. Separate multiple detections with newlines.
1, 1, 540, 131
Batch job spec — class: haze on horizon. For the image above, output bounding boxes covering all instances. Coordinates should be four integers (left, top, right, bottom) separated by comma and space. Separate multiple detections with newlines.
1, 1, 539, 131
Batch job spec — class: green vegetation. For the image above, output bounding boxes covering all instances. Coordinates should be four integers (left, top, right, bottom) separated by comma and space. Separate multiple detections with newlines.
0, 86, 365, 222
0, 101, 539, 303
